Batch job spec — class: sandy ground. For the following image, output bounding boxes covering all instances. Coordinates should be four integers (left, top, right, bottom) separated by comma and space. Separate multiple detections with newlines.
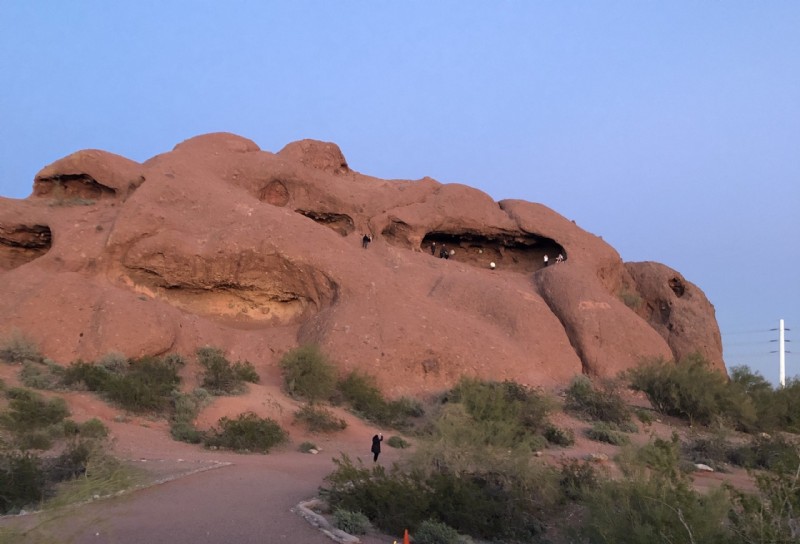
0, 368, 758, 544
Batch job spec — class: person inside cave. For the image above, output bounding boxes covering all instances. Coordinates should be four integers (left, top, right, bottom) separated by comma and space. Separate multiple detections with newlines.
439, 244, 448, 259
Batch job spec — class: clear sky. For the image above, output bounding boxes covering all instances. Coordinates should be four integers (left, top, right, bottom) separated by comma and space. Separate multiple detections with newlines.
1, 1, 798, 383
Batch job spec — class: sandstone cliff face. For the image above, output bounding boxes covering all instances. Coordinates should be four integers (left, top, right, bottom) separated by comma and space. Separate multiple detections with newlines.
0, 133, 725, 395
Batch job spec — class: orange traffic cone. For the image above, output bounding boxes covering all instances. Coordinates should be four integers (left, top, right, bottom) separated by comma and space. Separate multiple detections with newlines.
403, 528, 410, 544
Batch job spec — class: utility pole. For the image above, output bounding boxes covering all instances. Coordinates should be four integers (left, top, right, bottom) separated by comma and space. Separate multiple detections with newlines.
780, 319, 786, 387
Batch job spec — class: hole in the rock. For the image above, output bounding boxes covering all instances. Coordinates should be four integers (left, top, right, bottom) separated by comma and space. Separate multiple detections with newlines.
420, 231, 565, 273
668, 277, 685, 297
259, 179, 290, 207
0, 224, 52, 270
295, 209, 355, 236
34, 175, 116, 200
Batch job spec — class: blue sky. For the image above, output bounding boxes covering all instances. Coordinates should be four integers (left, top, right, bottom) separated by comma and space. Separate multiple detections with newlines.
2, 1, 798, 383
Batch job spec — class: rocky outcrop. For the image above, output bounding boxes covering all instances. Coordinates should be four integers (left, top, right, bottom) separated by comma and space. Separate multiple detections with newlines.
0, 132, 726, 395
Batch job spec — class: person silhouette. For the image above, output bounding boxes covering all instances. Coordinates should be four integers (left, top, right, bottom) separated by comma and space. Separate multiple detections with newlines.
371, 433, 383, 462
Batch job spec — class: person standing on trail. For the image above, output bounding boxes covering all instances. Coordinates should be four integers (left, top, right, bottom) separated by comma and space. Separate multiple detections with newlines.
362, 234, 372, 249
371, 433, 383, 462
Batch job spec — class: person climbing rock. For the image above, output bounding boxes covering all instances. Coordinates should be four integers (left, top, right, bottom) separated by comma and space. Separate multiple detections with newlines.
556, 253, 564, 263
371, 432, 383, 462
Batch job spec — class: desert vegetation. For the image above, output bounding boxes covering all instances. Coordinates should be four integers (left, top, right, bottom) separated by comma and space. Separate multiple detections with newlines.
323, 362, 800, 543
3, 332, 799, 542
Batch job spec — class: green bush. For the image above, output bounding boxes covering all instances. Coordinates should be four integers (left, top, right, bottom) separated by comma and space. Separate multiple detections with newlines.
280, 345, 337, 402
204, 412, 287, 453
564, 375, 632, 425
585, 422, 629, 446
728, 434, 800, 473
294, 404, 347, 433
197, 347, 253, 395
544, 424, 575, 447
414, 519, 461, 544
448, 378, 551, 432
62, 360, 112, 391
232, 360, 259, 384
0, 451, 46, 514
386, 435, 410, 449
103, 356, 181, 412
731, 366, 800, 433
332, 508, 372, 535
0, 330, 43, 364
62, 355, 182, 413
338, 371, 422, 428
578, 470, 732, 544
0, 388, 69, 433
298, 441, 317, 453
323, 454, 555, 541
559, 458, 599, 501
170, 389, 211, 444
729, 463, 800, 543
19, 360, 64, 390
628, 354, 756, 429
79, 418, 108, 439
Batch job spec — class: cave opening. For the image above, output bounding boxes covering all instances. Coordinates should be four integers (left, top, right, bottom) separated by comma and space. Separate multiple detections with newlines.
421, 231, 565, 273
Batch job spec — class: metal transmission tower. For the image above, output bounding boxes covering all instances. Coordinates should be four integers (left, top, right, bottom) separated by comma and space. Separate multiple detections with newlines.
770, 319, 791, 387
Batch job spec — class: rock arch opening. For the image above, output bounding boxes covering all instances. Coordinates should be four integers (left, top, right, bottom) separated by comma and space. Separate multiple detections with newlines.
421, 230, 565, 273
295, 209, 355, 236
0, 223, 52, 271
34, 174, 116, 201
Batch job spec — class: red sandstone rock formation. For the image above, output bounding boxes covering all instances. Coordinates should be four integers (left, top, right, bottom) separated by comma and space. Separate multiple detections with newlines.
0, 133, 725, 395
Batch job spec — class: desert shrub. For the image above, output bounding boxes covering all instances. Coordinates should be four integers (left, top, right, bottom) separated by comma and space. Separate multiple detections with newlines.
544, 424, 575, 447
728, 434, 800, 473
585, 422, 629, 446
19, 360, 64, 390
323, 454, 556, 541
170, 389, 211, 444
232, 360, 259, 384
62, 360, 112, 391
197, 347, 252, 395
564, 375, 632, 425
731, 366, 800, 433
0, 330, 42, 364
628, 354, 756, 429
682, 431, 734, 471
634, 408, 655, 425
103, 356, 181, 412
386, 435, 410, 449
77, 418, 108, 439
97, 351, 128, 373
338, 371, 422, 428
298, 441, 317, 453
280, 345, 337, 402
204, 411, 287, 453
414, 519, 461, 544
578, 470, 732, 544
633, 434, 689, 481
294, 404, 347, 433
729, 464, 800, 543
448, 378, 551, 432
559, 458, 599, 501
332, 508, 372, 535
0, 387, 69, 433
0, 451, 46, 514
44, 440, 93, 482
